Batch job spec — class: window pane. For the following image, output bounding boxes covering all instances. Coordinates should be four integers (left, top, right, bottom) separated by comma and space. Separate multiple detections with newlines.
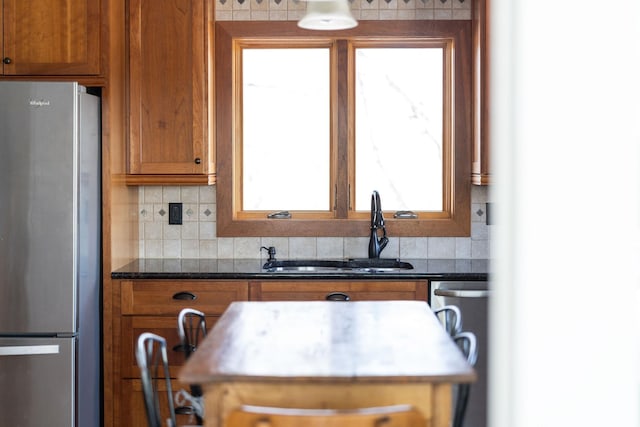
355, 48, 444, 211
242, 48, 331, 211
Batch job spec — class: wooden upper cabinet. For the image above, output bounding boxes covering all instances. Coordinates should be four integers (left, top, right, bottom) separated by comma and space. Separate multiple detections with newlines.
1, 0, 101, 76
127, 0, 215, 185
472, 0, 490, 185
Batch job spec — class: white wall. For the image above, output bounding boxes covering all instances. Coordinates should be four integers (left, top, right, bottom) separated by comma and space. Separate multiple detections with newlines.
490, 1, 640, 426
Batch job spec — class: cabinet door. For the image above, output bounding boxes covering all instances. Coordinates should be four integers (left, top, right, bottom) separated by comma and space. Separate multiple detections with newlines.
121, 379, 199, 427
251, 281, 428, 302
128, 0, 214, 180
1, 0, 101, 75
121, 315, 223, 378
472, 0, 490, 185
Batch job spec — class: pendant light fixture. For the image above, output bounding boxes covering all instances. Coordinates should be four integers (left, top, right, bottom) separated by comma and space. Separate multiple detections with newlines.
298, 0, 358, 31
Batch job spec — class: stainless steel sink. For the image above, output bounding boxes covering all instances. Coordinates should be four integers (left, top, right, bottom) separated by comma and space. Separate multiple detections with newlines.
262, 259, 414, 273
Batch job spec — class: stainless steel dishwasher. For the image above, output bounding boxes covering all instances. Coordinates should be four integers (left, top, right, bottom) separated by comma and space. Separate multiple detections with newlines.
431, 280, 490, 427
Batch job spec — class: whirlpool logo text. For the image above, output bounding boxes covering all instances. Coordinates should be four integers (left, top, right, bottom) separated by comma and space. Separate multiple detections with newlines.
29, 100, 51, 107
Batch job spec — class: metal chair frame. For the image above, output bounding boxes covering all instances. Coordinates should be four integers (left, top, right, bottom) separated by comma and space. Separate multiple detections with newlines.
175, 308, 208, 425
177, 308, 207, 359
136, 332, 177, 427
451, 331, 478, 427
433, 304, 463, 337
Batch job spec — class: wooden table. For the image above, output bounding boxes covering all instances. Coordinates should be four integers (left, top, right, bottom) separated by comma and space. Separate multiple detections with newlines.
179, 300, 476, 427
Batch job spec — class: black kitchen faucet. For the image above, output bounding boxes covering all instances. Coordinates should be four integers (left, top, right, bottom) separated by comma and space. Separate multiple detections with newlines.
368, 190, 389, 258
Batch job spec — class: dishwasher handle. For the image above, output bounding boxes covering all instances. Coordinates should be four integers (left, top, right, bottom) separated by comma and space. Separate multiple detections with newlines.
433, 289, 490, 298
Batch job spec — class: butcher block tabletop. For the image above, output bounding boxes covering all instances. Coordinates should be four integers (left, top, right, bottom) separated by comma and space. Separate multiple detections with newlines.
179, 300, 476, 385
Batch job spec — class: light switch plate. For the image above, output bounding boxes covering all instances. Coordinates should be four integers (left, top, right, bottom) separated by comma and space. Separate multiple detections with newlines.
169, 203, 182, 225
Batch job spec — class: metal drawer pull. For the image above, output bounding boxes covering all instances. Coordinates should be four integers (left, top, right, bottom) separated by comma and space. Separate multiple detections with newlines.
172, 291, 197, 301
0, 345, 60, 356
325, 292, 350, 301
433, 289, 490, 298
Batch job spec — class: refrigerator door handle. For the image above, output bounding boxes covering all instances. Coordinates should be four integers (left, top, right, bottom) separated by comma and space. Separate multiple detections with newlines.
0, 345, 60, 356
433, 289, 490, 298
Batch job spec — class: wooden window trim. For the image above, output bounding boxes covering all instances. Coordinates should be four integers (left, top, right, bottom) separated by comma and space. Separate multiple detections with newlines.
216, 21, 471, 237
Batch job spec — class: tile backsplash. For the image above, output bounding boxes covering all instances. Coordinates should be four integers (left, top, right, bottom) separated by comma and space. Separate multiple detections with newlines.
138, 185, 491, 259
215, 0, 472, 22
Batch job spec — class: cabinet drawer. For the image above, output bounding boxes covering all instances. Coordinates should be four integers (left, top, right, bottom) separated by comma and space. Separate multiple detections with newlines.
251, 281, 427, 302
121, 315, 220, 379
121, 280, 249, 315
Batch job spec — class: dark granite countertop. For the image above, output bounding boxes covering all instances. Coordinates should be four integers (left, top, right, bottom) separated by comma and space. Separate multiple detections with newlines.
112, 258, 490, 281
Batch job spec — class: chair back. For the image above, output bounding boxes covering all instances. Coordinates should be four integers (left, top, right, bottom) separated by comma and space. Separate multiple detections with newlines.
136, 332, 177, 427
226, 404, 425, 427
453, 331, 478, 367
433, 305, 463, 337
176, 308, 208, 424
451, 331, 478, 427
177, 308, 207, 359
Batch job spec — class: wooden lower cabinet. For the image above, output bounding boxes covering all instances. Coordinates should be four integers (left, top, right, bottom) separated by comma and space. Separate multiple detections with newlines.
250, 280, 428, 302
120, 315, 224, 379
107, 278, 428, 427
121, 378, 200, 427
107, 280, 249, 427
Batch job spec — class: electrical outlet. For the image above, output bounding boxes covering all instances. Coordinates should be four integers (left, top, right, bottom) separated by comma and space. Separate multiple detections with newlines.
168, 203, 182, 225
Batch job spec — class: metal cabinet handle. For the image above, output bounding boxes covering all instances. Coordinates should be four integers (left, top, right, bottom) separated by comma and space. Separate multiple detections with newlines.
433, 289, 490, 298
2, 57, 11, 64
172, 291, 197, 301
172, 343, 192, 353
194, 158, 201, 164
325, 292, 350, 301
0, 345, 60, 356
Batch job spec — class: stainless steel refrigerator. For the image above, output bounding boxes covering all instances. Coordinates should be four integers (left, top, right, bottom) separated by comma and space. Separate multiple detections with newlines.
0, 81, 101, 427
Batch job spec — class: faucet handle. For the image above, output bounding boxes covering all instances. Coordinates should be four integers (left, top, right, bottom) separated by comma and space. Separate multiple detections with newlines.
379, 236, 389, 252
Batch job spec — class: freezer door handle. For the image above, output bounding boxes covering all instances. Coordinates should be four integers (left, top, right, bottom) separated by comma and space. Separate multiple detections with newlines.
433, 289, 490, 298
0, 345, 60, 356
